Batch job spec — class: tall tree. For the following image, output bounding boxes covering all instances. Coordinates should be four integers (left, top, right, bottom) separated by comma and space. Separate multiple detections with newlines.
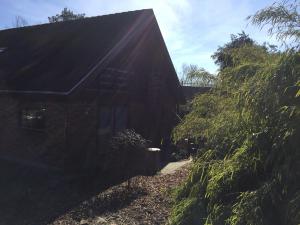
248, 0, 300, 48
48, 8, 85, 23
12, 16, 28, 28
169, 1, 300, 225
171, 34, 300, 225
211, 31, 254, 70
181, 64, 215, 87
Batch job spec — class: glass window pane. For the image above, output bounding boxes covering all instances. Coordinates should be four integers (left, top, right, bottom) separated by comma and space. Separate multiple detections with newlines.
114, 106, 128, 132
99, 107, 112, 133
20, 109, 45, 129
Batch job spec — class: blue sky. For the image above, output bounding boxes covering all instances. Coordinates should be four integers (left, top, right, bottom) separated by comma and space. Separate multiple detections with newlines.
0, 0, 278, 75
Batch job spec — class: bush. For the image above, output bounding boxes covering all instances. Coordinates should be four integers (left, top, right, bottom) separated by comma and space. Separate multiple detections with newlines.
171, 149, 189, 162
110, 129, 148, 153
169, 43, 300, 224
106, 130, 149, 185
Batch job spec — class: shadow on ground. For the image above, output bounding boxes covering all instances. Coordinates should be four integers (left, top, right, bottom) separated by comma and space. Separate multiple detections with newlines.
0, 160, 146, 225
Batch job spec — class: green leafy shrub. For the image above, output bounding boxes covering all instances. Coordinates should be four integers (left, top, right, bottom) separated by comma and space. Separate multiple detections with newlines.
170, 42, 300, 224
171, 148, 189, 161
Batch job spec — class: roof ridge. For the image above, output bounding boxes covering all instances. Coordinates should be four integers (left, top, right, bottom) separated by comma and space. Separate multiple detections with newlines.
0, 8, 154, 32
92, 8, 153, 19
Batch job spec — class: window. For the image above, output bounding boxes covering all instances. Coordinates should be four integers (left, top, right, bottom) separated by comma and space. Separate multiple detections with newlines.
0, 47, 6, 53
99, 106, 128, 135
114, 106, 128, 132
20, 108, 46, 130
99, 107, 112, 135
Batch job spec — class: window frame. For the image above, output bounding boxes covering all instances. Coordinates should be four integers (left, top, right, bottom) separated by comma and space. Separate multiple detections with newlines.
98, 105, 128, 135
19, 107, 46, 131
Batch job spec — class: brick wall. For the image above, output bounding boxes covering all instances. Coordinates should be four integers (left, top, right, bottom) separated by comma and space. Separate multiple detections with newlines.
64, 98, 98, 170
0, 95, 66, 169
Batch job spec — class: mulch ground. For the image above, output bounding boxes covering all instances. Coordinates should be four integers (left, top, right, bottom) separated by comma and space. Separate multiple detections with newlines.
50, 165, 190, 225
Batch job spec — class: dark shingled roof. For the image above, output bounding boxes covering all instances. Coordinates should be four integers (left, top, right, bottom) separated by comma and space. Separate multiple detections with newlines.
0, 9, 171, 94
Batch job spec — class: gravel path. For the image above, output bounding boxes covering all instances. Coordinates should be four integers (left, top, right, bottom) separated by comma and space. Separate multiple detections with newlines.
160, 159, 192, 175
50, 164, 190, 225
0, 160, 190, 225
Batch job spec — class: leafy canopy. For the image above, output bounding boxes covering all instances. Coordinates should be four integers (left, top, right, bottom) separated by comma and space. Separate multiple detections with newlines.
248, 0, 300, 48
171, 35, 300, 225
181, 64, 216, 87
211, 31, 254, 70
48, 7, 85, 23
170, 1, 300, 224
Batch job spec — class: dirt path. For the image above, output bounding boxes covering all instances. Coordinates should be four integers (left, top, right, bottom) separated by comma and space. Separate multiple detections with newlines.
160, 159, 192, 175
50, 164, 191, 225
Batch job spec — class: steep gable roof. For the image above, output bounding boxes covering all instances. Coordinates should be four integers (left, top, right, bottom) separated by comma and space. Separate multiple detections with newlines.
0, 9, 171, 95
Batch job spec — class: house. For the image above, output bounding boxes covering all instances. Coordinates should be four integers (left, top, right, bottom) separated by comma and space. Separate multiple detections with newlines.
181, 86, 211, 101
177, 86, 212, 122
0, 9, 184, 170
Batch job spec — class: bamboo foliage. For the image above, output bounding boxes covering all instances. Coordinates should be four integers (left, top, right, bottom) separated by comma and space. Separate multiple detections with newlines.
170, 43, 300, 225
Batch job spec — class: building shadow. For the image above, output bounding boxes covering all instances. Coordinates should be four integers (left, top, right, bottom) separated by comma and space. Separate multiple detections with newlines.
0, 159, 146, 225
